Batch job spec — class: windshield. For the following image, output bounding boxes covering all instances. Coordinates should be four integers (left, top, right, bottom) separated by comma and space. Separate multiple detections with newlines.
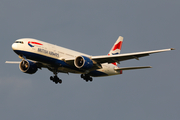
15, 41, 24, 44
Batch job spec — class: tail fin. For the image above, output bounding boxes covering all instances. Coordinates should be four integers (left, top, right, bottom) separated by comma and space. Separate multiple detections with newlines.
108, 36, 123, 66
108, 36, 123, 55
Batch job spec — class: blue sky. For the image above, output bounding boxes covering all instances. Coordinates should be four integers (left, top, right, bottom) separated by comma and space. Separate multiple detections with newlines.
0, 1, 179, 120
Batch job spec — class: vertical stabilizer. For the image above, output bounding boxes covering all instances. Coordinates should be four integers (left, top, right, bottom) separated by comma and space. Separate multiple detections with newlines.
108, 36, 123, 66
108, 36, 123, 55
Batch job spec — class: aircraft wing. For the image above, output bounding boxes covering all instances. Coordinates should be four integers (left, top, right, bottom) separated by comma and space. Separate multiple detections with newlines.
5, 61, 21, 64
91, 48, 174, 64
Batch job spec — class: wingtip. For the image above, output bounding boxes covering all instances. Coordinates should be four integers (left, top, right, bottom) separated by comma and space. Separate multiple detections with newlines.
171, 48, 175, 50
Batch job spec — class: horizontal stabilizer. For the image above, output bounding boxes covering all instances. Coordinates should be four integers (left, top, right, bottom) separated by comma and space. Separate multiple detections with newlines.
114, 66, 152, 71
5, 61, 21, 64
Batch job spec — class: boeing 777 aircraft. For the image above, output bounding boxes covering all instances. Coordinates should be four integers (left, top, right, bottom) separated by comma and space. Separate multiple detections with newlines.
6, 36, 174, 84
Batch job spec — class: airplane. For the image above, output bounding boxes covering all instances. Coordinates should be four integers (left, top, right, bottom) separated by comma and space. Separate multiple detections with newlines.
6, 36, 174, 84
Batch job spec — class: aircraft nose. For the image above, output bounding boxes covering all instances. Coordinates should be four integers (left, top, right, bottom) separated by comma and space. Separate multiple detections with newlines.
12, 43, 17, 50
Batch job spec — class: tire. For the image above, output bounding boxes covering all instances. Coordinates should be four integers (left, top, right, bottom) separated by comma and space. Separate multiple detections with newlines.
50, 76, 54, 80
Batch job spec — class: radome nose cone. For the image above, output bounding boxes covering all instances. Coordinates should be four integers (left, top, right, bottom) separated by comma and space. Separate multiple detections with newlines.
12, 43, 17, 50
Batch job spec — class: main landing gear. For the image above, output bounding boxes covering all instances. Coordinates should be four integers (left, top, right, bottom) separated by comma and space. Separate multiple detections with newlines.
81, 74, 93, 82
50, 70, 62, 84
50, 76, 62, 84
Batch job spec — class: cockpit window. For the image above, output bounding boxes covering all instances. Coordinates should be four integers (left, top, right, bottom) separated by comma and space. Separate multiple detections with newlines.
15, 41, 24, 44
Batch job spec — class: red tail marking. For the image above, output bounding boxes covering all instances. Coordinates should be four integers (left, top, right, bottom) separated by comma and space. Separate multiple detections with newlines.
112, 41, 122, 51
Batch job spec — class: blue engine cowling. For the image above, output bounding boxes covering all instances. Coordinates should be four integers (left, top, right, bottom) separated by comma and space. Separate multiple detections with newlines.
74, 56, 93, 69
19, 60, 38, 74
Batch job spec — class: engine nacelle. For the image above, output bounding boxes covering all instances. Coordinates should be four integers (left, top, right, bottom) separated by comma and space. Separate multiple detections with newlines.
19, 60, 38, 74
74, 56, 93, 69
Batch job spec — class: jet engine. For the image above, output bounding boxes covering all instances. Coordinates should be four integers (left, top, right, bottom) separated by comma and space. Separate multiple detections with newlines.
19, 60, 38, 74
74, 56, 93, 69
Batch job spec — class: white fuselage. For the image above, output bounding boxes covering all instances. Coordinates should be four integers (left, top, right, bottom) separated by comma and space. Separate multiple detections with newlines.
12, 38, 121, 77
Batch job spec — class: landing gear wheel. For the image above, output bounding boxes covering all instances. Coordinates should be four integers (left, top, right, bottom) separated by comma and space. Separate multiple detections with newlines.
89, 77, 93, 82
59, 79, 62, 84
81, 74, 84, 78
50, 76, 53, 80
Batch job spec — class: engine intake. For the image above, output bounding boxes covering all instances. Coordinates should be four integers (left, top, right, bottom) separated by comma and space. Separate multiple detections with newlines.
74, 56, 93, 69
19, 60, 38, 74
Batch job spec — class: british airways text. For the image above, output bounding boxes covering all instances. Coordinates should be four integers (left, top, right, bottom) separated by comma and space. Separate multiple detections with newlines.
38, 48, 59, 57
